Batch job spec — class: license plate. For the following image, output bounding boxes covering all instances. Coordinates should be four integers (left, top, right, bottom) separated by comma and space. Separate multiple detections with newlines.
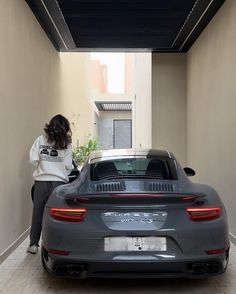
104, 237, 166, 252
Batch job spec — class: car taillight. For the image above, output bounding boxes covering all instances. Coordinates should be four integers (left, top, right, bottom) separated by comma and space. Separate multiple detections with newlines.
186, 207, 221, 221
49, 208, 87, 222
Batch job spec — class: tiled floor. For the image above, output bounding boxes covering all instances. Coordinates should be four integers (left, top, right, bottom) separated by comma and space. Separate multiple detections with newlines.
0, 238, 235, 294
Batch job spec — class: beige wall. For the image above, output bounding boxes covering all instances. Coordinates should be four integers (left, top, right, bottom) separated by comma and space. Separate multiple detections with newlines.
59, 53, 95, 146
152, 54, 187, 165
134, 53, 152, 149
0, 0, 62, 255
99, 111, 132, 120
0, 1, 94, 257
187, 0, 236, 236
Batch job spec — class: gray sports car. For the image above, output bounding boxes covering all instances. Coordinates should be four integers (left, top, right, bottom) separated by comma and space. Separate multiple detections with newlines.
41, 149, 229, 278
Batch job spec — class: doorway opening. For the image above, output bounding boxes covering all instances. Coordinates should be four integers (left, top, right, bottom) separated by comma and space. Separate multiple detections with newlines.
90, 53, 134, 149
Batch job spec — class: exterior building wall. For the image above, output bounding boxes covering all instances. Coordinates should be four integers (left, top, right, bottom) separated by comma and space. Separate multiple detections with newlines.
98, 111, 132, 149
90, 53, 151, 150
91, 60, 107, 93
125, 54, 135, 95
59, 53, 95, 146
152, 54, 187, 165
187, 0, 236, 237
90, 53, 135, 102
133, 53, 152, 149
90, 53, 136, 149
0, 0, 62, 255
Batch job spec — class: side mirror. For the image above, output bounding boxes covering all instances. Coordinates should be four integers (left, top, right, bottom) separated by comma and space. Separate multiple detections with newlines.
184, 167, 196, 177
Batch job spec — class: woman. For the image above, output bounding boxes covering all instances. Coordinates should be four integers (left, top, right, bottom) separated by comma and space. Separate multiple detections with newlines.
27, 114, 73, 254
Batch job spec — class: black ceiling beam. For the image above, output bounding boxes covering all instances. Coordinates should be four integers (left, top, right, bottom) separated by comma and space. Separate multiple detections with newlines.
25, 0, 75, 50
172, 0, 225, 51
180, 0, 225, 52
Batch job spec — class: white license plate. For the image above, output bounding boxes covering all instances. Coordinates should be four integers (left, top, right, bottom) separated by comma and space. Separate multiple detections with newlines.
104, 237, 166, 252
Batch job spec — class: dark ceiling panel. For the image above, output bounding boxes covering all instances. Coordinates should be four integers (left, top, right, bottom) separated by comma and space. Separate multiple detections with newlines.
57, 0, 196, 12
58, 0, 195, 49
25, 0, 225, 52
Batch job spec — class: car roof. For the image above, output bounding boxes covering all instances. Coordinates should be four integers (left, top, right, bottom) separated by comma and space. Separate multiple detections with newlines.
88, 149, 172, 163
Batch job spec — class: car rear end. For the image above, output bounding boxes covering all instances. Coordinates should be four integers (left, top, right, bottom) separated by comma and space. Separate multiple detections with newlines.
41, 152, 229, 278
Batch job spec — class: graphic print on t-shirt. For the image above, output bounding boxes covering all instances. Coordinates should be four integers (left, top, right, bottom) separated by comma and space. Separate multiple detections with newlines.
39, 145, 62, 162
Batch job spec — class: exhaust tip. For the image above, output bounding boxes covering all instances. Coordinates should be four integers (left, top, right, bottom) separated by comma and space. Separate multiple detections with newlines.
54, 264, 88, 278
67, 265, 86, 277
189, 262, 222, 275
206, 262, 221, 273
191, 263, 207, 274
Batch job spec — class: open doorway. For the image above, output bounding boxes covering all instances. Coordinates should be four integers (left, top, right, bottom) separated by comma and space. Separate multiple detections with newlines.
90, 53, 134, 149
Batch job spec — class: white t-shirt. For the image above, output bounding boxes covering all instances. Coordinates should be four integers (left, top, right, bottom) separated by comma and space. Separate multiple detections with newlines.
29, 135, 73, 183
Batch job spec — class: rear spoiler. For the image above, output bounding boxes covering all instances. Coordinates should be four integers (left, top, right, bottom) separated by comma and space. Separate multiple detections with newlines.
65, 193, 206, 205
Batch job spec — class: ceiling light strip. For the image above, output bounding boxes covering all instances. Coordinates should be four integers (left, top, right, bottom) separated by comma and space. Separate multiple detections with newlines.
179, 0, 215, 51
171, 0, 200, 48
41, 0, 68, 50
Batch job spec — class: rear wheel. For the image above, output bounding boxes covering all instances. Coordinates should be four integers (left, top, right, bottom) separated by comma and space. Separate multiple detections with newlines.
223, 248, 230, 272
41, 249, 50, 273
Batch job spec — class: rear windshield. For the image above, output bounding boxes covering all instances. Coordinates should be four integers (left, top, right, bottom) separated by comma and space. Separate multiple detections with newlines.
90, 157, 177, 181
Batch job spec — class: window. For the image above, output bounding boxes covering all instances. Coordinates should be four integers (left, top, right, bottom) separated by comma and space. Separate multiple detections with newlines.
90, 157, 177, 181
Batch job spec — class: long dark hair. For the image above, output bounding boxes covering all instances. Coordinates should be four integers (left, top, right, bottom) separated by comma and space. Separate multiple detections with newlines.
44, 115, 72, 149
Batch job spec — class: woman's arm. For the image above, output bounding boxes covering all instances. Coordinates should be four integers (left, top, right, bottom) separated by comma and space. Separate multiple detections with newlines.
29, 137, 40, 166
64, 144, 73, 174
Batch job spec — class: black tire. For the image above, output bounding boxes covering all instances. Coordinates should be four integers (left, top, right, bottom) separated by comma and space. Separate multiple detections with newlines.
41, 249, 50, 273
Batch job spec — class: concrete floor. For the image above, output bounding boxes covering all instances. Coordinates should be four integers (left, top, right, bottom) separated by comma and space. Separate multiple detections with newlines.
0, 238, 235, 294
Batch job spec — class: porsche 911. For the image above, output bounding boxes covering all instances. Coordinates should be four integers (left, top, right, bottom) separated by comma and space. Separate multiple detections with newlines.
41, 149, 229, 278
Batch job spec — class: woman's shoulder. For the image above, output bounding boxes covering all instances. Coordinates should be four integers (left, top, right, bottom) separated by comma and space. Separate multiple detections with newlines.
35, 134, 49, 145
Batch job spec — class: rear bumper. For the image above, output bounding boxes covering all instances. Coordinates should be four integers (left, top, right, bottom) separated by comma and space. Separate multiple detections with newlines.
42, 248, 229, 279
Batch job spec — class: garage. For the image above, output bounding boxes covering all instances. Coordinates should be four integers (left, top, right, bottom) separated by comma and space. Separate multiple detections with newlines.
0, 0, 236, 292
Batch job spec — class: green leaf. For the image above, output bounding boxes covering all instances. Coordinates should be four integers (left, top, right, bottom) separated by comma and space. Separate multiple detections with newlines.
72, 136, 99, 166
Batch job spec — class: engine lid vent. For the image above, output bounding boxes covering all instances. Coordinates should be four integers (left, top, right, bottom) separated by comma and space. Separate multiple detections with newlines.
148, 182, 174, 192
95, 182, 124, 192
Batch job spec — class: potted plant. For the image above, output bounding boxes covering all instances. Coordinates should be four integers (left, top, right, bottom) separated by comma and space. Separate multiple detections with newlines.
73, 135, 99, 169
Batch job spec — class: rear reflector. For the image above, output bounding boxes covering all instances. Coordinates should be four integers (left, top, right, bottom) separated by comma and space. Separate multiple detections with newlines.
45, 247, 70, 256
49, 208, 87, 222
186, 207, 221, 221
206, 246, 229, 255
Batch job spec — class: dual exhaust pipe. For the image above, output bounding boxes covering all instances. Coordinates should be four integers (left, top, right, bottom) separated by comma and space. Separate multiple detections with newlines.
54, 262, 222, 277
